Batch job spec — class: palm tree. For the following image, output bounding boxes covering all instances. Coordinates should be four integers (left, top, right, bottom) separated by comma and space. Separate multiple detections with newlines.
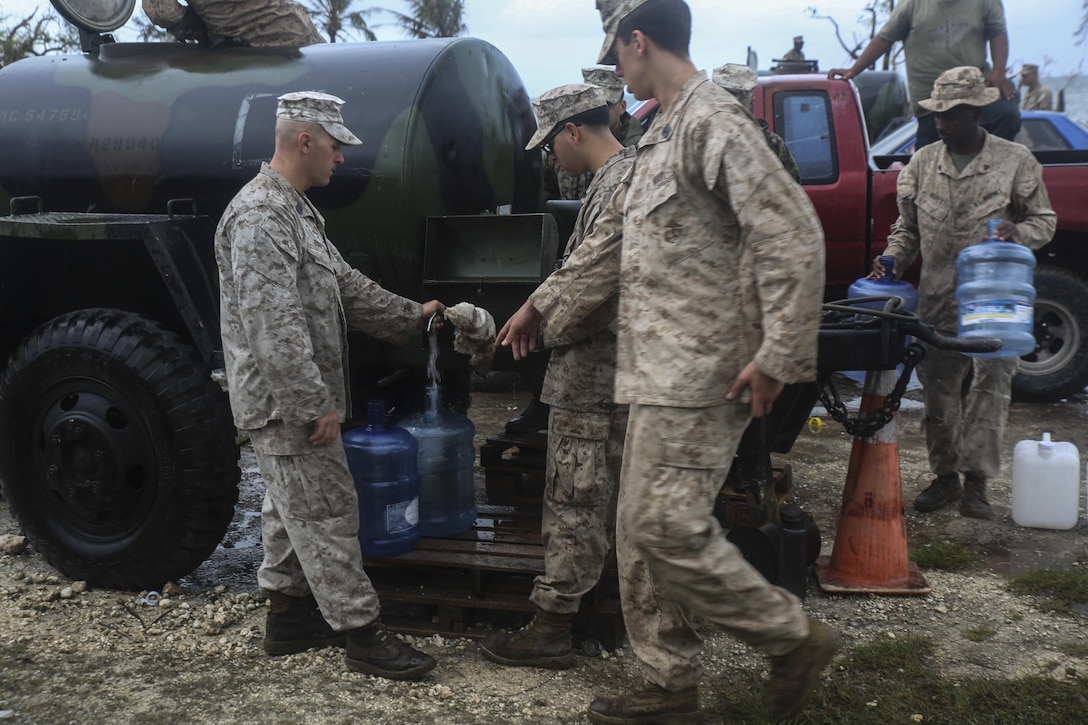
387, 0, 467, 39
305, 0, 380, 43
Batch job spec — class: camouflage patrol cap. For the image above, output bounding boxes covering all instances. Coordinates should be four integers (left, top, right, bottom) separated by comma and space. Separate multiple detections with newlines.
1020, 63, 1039, 75
917, 66, 1000, 113
276, 91, 362, 146
793, 35, 804, 44
712, 63, 758, 107
526, 83, 610, 150
597, 0, 654, 65
582, 66, 625, 104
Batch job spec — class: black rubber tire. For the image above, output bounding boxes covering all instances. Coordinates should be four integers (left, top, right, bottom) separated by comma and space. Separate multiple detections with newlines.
1013, 266, 1088, 402
0, 309, 240, 590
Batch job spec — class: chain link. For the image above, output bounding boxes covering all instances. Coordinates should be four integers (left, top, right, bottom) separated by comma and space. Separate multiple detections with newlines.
817, 344, 926, 437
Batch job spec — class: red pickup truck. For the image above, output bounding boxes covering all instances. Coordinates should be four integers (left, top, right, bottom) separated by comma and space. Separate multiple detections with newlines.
635, 76, 1088, 402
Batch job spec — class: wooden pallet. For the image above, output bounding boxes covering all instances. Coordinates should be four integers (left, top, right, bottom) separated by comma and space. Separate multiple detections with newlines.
362, 503, 623, 648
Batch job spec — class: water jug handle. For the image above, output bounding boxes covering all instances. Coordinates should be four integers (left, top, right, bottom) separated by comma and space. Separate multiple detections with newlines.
986, 218, 1003, 240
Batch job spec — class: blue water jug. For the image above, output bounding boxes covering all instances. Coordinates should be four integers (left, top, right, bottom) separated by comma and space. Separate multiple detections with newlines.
399, 391, 477, 537
343, 400, 420, 557
956, 218, 1036, 358
848, 255, 918, 314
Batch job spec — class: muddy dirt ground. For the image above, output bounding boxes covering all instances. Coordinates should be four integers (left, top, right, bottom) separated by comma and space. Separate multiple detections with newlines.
0, 373, 1086, 724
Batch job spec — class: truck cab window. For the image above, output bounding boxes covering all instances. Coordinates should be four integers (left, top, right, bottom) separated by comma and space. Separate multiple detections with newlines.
774, 91, 837, 185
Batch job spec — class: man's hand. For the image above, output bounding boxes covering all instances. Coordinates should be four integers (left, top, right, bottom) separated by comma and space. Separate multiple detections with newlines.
992, 219, 1023, 244
497, 299, 543, 361
987, 69, 1015, 100
827, 67, 856, 81
418, 300, 447, 331
726, 362, 784, 418
309, 410, 340, 446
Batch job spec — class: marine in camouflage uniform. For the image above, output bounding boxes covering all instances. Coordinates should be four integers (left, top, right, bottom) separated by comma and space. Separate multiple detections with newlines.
543, 66, 644, 201
714, 63, 802, 183
143, 0, 325, 46
1019, 64, 1053, 111
880, 67, 1056, 519
216, 91, 437, 679
498, 2, 839, 721
481, 84, 635, 670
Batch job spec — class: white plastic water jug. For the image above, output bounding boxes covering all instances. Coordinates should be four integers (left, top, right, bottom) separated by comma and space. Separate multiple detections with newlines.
1011, 433, 1080, 530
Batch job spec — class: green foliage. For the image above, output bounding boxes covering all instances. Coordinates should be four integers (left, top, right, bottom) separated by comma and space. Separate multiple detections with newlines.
1007, 567, 1088, 614
387, 0, 467, 39
711, 635, 1086, 723
910, 538, 980, 571
305, 0, 379, 43
0, 9, 80, 68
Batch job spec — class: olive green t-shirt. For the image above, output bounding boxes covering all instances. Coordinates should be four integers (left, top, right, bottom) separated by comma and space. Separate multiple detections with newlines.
879, 0, 1006, 116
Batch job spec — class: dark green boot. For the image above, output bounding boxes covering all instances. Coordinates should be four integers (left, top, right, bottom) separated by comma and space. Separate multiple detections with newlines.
263, 590, 346, 655
913, 473, 962, 512
479, 609, 574, 669
346, 619, 436, 679
960, 475, 995, 520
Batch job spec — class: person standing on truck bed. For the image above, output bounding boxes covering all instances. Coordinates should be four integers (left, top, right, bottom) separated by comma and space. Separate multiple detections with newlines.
479, 83, 635, 671
143, 0, 325, 46
874, 67, 1056, 520
827, 0, 1020, 150
215, 90, 444, 679
498, 1, 838, 722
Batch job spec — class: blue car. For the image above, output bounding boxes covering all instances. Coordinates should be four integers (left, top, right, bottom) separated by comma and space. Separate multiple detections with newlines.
870, 110, 1088, 156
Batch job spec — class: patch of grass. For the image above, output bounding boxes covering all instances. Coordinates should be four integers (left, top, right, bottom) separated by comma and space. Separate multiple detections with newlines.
710, 635, 1087, 724
964, 624, 997, 642
1058, 642, 1088, 658
1008, 610, 1024, 622
1007, 568, 1088, 614
910, 539, 980, 571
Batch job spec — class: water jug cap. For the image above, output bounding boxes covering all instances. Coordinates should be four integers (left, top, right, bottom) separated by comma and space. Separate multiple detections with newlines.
986, 218, 1003, 240
367, 400, 386, 428
1038, 432, 1054, 453
878, 255, 895, 276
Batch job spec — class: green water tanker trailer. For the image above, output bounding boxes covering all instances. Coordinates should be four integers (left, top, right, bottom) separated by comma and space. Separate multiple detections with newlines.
0, 1, 554, 589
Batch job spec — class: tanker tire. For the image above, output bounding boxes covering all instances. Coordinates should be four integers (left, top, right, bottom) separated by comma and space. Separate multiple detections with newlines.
1013, 266, 1088, 402
0, 309, 240, 590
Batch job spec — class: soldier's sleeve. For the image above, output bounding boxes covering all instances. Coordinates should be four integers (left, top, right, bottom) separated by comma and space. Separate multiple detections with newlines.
229, 205, 333, 427
878, 0, 913, 42
883, 157, 923, 272
142, 0, 186, 27
531, 177, 628, 343
983, 0, 1007, 37
329, 243, 423, 344
702, 109, 825, 384
1010, 152, 1057, 251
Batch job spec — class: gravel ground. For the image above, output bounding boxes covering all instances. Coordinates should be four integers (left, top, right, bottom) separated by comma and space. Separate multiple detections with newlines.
1, 385, 1086, 724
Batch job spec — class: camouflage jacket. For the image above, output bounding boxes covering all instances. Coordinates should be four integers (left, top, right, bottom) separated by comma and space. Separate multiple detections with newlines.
884, 132, 1056, 332
533, 73, 826, 407
539, 146, 636, 413
215, 163, 421, 439
143, 0, 325, 46
1020, 85, 1053, 112
758, 118, 802, 183
544, 112, 644, 201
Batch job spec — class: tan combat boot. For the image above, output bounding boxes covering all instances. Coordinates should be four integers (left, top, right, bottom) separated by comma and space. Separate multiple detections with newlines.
587, 681, 701, 725
479, 608, 574, 669
346, 619, 436, 679
960, 474, 995, 519
766, 617, 840, 721
262, 590, 346, 655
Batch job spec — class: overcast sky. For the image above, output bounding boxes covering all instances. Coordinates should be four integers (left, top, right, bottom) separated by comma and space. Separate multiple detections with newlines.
6, 0, 1086, 97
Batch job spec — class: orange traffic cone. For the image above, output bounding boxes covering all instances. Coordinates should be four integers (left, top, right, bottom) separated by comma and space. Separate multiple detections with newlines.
815, 369, 930, 595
